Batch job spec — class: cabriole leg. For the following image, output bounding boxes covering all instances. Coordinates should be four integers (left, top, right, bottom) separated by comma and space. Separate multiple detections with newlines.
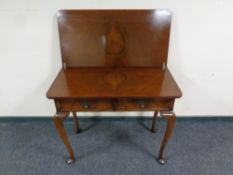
72, 111, 81, 133
53, 112, 75, 164
151, 111, 158, 133
157, 111, 176, 165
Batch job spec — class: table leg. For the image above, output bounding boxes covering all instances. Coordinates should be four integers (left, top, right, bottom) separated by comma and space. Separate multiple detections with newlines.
157, 111, 176, 165
72, 112, 81, 133
53, 112, 75, 164
150, 111, 158, 133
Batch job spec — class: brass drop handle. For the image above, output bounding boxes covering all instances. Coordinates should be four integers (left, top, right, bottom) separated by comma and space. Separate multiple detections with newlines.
83, 101, 90, 109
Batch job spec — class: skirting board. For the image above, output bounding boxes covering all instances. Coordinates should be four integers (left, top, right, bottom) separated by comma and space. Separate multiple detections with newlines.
0, 116, 233, 122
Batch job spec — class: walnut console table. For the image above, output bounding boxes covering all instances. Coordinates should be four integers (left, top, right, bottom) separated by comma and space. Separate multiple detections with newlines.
46, 10, 182, 165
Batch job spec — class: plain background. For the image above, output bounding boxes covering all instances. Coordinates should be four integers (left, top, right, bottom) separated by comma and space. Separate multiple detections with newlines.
0, 0, 233, 117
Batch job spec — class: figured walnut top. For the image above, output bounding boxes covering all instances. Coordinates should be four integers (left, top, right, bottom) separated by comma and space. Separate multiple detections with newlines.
47, 68, 182, 99
58, 10, 171, 67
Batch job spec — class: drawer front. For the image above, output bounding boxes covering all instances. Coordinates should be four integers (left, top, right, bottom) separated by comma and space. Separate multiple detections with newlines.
57, 98, 174, 112
117, 99, 174, 111
58, 99, 112, 111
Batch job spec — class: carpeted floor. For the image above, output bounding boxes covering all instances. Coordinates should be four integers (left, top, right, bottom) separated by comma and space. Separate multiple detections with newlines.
0, 117, 233, 175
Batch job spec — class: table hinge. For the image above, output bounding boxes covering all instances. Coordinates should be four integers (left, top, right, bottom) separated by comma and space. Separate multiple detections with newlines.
162, 62, 166, 70
63, 62, 67, 70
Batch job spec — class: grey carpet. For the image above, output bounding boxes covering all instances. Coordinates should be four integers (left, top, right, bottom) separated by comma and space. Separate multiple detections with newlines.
0, 118, 233, 175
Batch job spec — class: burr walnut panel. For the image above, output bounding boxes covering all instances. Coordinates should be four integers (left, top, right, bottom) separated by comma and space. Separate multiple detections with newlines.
57, 10, 171, 67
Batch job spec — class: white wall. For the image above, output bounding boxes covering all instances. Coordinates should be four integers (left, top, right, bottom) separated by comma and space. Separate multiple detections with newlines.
0, 0, 233, 117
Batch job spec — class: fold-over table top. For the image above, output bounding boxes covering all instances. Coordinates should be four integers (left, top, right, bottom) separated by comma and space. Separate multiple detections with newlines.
57, 10, 172, 68
47, 67, 182, 99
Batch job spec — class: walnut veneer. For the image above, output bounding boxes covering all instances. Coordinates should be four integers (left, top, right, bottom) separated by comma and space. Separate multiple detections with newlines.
46, 9, 182, 165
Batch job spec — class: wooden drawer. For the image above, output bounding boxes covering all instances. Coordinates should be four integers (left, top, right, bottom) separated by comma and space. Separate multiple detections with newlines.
117, 99, 174, 111
58, 99, 112, 111
57, 98, 174, 112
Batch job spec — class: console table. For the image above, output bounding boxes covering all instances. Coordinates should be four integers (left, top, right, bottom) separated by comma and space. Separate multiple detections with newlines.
46, 9, 182, 165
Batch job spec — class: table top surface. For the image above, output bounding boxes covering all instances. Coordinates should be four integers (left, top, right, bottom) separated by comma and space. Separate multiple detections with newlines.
57, 10, 171, 68
46, 67, 182, 99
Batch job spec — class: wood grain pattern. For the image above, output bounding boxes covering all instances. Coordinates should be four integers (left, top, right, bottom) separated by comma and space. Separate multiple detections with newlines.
46, 68, 182, 99
57, 10, 171, 67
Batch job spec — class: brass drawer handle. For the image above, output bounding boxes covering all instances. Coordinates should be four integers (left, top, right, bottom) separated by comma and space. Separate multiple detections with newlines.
82, 101, 90, 109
